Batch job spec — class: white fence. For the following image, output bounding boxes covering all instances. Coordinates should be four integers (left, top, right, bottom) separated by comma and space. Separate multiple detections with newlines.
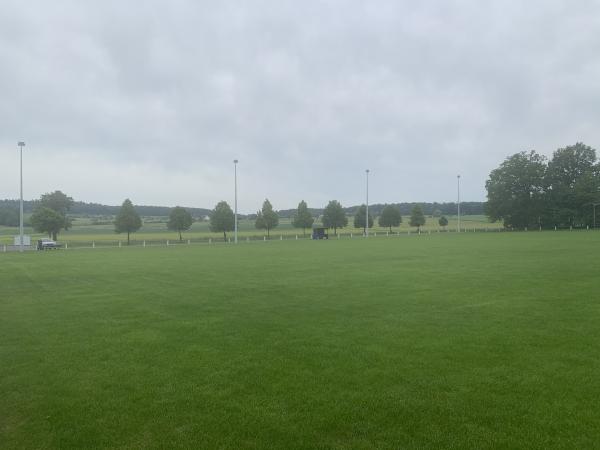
2, 226, 597, 253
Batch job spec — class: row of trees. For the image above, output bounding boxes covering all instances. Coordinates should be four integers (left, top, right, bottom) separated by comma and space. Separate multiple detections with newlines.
320, 201, 433, 234
207, 199, 431, 241
26, 192, 449, 243
486, 143, 600, 229
26, 194, 193, 244
114, 200, 195, 244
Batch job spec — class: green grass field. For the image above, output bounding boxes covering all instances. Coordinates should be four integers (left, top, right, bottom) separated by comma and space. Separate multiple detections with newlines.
2, 232, 599, 448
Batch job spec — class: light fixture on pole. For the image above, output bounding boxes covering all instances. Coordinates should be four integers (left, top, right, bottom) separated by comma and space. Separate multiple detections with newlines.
18, 141, 25, 252
365, 169, 370, 237
234, 159, 238, 244
457, 174, 461, 233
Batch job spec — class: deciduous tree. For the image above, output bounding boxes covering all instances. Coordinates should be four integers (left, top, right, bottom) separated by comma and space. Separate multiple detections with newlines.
209, 201, 234, 241
40, 191, 73, 216
114, 199, 142, 244
167, 206, 193, 241
544, 143, 598, 226
33, 190, 74, 239
255, 199, 279, 238
322, 200, 348, 235
30, 207, 65, 240
438, 216, 448, 229
353, 205, 374, 234
291, 200, 314, 236
409, 204, 426, 232
378, 205, 402, 232
485, 151, 546, 229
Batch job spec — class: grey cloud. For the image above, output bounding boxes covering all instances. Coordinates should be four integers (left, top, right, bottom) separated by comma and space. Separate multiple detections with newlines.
1, 0, 600, 211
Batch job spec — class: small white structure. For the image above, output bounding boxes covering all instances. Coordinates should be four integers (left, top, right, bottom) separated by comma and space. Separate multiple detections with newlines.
14, 235, 31, 246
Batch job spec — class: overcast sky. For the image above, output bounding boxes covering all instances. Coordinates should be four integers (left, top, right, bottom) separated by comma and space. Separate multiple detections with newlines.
1, 1, 599, 212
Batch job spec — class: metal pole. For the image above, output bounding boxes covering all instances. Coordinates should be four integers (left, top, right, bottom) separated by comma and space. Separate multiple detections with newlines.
18, 141, 25, 252
234, 159, 238, 244
457, 174, 461, 233
366, 169, 370, 237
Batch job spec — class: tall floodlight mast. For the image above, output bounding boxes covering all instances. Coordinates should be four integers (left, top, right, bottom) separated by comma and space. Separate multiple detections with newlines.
457, 174, 461, 233
366, 169, 370, 237
18, 141, 25, 252
234, 159, 238, 244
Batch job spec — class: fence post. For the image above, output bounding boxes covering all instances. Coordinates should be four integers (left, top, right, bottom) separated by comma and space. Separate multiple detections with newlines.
264, 236, 266, 241
143, 240, 146, 247
3, 245, 6, 252
209, 238, 212, 244
119, 241, 122, 248
167, 240, 169, 246
350, 233, 353, 239
228, 237, 231, 243
188, 239, 190, 244
296, 235, 298, 240
280, 235, 283, 240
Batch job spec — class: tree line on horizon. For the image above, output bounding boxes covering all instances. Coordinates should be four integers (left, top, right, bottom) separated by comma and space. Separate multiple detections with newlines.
486, 142, 600, 229
0, 197, 484, 227
18, 190, 448, 243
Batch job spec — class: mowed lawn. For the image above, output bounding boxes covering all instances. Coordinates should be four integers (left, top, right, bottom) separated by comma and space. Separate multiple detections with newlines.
1, 232, 599, 449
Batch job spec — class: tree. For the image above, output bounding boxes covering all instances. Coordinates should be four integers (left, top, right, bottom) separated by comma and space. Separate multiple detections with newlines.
439, 216, 449, 229
485, 151, 547, 229
167, 206, 193, 241
291, 200, 314, 236
255, 211, 265, 232
409, 204, 426, 231
255, 199, 279, 238
378, 205, 402, 232
30, 207, 65, 240
353, 205, 374, 234
209, 201, 234, 241
33, 190, 74, 239
114, 199, 142, 244
40, 191, 73, 216
544, 143, 598, 227
322, 200, 348, 235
